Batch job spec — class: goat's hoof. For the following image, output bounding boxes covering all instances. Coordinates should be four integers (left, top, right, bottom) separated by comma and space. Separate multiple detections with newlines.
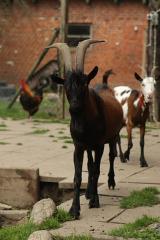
85, 190, 92, 200
124, 151, 130, 161
120, 154, 127, 163
140, 161, 148, 167
108, 180, 116, 190
89, 196, 100, 208
69, 207, 80, 220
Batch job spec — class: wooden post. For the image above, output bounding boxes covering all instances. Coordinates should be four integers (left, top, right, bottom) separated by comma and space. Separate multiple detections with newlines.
155, 11, 160, 121
148, 1, 160, 121
147, 7, 160, 122
60, 0, 69, 119
8, 28, 60, 109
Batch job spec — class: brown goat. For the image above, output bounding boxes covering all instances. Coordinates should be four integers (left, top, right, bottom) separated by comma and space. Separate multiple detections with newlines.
114, 72, 156, 167
48, 40, 123, 219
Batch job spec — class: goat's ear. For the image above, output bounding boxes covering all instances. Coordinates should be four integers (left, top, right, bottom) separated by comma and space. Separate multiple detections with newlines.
51, 75, 64, 85
87, 66, 98, 84
134, 72, 143, 82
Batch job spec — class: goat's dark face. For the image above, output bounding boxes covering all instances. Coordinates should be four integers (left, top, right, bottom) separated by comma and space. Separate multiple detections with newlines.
65, 72, 89, 114
52, 66, 98, 114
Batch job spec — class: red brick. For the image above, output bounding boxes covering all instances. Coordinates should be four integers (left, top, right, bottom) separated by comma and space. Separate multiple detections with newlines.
0, 0, 148, 89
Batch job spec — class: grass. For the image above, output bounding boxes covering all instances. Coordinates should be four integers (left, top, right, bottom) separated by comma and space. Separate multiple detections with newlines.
28, 129, 50, 135
64, 140, 73, 144
0, 123, 7, 127
109, 215, 160, 240
120, 134, 128, 138
146, 122, 160, 130
58, 136, 71, 140
0, 99, 70, 122
0, 209, 72, 240
120, 187, 160, 209
0, 100, 27, 120
58, 131, 64, 134
55, 208, 72, 223
0, 141, 10, 145
49, 134, 55, 138
62, 145, 68, 148
57, 136, 73, 144
33, 118, 70, 125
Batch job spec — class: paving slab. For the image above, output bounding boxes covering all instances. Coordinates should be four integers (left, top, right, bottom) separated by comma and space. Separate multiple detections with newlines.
50, 195, 124, 237
112, 204, 160, 224
0, 118, 160, 238
98, 182, 160, 197
0, 119, 159, 189
50, 221, 123, 237
120, 166, 160, 184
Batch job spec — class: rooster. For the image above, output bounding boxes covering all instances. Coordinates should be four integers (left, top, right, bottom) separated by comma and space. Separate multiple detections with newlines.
19, 79, 49, 118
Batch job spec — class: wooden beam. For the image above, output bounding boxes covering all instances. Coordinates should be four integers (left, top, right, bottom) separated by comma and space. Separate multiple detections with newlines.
60, 0, 69, 119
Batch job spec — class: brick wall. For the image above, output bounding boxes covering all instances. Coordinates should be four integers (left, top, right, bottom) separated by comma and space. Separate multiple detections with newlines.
0, 0, 148, 89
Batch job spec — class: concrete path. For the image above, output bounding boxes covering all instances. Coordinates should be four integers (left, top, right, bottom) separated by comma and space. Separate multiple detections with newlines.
0, 118, 160, 238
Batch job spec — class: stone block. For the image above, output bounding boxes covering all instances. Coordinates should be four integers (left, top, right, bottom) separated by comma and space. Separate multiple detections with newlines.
28, 230, 52, 240
0, 209, 29, 221
0, 168, 39, 208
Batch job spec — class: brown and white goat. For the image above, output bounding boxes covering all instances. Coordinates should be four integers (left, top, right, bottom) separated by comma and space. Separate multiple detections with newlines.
114, 71, 156, 167
48, 39, 123, 219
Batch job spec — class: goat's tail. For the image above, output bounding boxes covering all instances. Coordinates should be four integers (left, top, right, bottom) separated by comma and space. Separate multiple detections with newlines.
103, 69, 115, 84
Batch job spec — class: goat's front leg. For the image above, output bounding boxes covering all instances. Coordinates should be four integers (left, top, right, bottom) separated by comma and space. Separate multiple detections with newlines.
108, 142, 117, 189
85, 150, 94, 199
117, 134, 126, 163
89, 145, 104, 208
69, 145, 84, 219
124, 124, 133, 161
140, 125, 148, 167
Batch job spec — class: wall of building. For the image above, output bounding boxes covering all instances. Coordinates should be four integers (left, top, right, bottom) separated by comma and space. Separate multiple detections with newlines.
0, 0, 148, 88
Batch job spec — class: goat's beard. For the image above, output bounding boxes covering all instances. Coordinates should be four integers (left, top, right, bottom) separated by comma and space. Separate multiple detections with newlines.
144, 96, 153, 104
69, 104, 83, 115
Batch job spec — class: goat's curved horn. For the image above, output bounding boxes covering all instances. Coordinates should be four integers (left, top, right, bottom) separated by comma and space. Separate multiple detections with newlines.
46, 43, 72, 73
76, 39, 106, 72
151, 66, 157, 77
